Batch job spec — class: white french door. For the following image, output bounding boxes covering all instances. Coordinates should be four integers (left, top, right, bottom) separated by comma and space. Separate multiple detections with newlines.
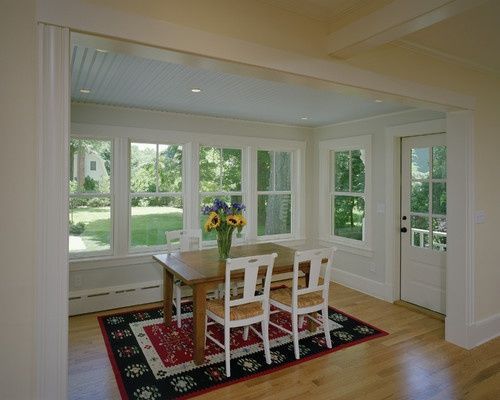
400, 133, 447, 314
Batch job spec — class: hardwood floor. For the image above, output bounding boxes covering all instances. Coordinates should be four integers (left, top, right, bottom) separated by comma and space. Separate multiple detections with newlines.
68, 283, 500, 400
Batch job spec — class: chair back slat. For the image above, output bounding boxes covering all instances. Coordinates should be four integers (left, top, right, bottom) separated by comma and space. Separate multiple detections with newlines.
225, 253, 277, 311
292, 248, 336, 304
166, 229, 202, 252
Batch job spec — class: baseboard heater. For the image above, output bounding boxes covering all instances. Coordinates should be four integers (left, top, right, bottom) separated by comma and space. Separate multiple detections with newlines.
69, 272, 297, 316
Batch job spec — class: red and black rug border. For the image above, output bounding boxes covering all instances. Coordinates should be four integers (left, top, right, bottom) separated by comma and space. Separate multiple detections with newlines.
98, 302, 389, 400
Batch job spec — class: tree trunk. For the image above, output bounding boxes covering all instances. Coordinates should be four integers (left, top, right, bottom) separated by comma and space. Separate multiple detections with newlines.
77, 146, 85, 189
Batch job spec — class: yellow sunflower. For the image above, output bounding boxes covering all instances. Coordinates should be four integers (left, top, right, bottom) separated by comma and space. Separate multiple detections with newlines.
237, 215, 247, 227
204, 211, 221, 231
227, 215, 239, 226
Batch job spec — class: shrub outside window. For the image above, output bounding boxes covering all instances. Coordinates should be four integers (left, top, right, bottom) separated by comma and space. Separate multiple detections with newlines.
69, 138, 112, 255
257, 150, 292, 237
130, 142, 183, 249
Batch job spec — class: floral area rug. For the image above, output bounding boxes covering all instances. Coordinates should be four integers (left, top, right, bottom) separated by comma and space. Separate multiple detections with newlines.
98, 300, 388, 400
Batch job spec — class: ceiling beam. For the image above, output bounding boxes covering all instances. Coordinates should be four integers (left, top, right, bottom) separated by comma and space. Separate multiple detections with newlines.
327, 0, 489, 59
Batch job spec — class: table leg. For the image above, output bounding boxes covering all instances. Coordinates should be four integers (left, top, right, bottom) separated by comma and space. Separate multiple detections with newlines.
192, 283, 208, 365
163, 269, 173, 325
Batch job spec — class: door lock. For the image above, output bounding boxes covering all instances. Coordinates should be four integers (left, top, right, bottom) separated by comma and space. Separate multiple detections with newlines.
401, 227, 408, 233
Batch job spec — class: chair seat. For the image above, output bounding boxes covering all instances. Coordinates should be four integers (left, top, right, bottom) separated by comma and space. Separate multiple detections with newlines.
270, 287, 324, 308
206, 299, 263, 320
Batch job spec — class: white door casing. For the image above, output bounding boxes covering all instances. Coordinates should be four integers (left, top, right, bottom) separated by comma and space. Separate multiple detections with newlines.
401, 133, 447, 314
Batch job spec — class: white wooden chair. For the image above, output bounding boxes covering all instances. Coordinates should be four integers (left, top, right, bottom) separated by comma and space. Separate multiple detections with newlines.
269, 247, 336, 359
165, 229, 202, 328
205, 252, 277, 377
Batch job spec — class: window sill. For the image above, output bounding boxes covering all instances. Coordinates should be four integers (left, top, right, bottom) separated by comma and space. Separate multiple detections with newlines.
318, 237, 373, 258
69, 236, 306, 271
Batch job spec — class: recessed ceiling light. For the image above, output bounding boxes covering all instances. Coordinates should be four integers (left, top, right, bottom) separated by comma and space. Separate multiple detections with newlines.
80, 89, 91, 94
191, 88, 202, 93
374, 99, 383, 103
95, 48, 108, 53
300, 117, 309, 120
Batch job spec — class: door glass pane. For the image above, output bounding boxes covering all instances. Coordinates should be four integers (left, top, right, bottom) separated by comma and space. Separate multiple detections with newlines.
432, 182, 447, 215
257, 194, 291, 236
432, 146, 447, 179
130, 142, 157, 193
275, 151, 291, 191
130, 196, 183, 248
432, 217, 447, 252
334, 151, 349, 192
222, 148, 242, 191
257, 150, 273, 191
411, 147, 430, 179
158, 144, 182, 193
332, 195, 365, 241
351, 149, 365, 193
69, 197, 111, 253
411, 182, 429, 213
199, 146, 222, 192
411, 215, 430, 248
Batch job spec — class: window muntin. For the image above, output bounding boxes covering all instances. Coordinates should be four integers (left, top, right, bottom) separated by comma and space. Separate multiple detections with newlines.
130, 142, 183, 249
331, 149, 366, 242
199, 146, 243, 241
69, 138, 112, 255
257, 150, 292, 237
410, 145, 447, 251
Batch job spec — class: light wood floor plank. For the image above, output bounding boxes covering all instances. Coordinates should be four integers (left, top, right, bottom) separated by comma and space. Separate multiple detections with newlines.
68, 283, 500, 400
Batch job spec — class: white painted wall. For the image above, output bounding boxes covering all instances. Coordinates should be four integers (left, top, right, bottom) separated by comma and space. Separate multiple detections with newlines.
0, 2, 36, 400
69, 104, 444, 309
312, 109, 444, 300
69, 103, 314, 313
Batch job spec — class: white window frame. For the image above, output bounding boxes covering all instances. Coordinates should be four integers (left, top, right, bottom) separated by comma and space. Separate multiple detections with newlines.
319, 135, 372, 250
255, 149, 294, 241
69, 123, 306, 261
69, 135, 114, 259
198, 144, 246, 245
128, 140, 186, 253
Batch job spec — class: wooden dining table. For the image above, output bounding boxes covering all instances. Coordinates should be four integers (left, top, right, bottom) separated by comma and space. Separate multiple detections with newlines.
153, 242, 313, 365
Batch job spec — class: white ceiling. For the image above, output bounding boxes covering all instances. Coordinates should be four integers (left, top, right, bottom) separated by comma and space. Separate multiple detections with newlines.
400, 0, 500, 75
264, 0, 500, 75
257, 0, 390, 23
70, 44, 412, 127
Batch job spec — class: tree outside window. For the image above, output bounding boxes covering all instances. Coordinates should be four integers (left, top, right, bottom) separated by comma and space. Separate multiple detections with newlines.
199, 146, 243, 241
331, 149, 366, 241
130, 142, 183, 248
257, 150, 292, 236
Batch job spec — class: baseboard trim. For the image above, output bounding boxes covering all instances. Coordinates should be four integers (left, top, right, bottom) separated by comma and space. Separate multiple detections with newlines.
331, 268, 393, 302
470, 312, 500, 347
69, 280, 163, 315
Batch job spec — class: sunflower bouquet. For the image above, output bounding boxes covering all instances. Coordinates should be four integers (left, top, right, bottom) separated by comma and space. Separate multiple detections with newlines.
202, 199, 246, 259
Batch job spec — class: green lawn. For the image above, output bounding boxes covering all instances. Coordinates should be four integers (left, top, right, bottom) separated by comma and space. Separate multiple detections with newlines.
70, 206, 223, 252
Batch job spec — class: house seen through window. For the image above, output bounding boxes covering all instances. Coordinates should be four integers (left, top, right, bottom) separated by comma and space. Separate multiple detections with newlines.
69, 138, 112, 255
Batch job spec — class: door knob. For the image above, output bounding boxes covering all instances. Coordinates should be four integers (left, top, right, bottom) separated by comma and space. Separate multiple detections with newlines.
401, 227, 408, 233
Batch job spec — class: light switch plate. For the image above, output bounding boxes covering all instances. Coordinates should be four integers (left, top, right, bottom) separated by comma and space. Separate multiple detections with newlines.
475, 210, 486, 224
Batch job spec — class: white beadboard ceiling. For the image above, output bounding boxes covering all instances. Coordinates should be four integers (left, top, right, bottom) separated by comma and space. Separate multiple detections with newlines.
71, 44, 412, 127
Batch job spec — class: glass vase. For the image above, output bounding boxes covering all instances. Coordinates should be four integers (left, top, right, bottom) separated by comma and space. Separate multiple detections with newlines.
217, 228, 233, 260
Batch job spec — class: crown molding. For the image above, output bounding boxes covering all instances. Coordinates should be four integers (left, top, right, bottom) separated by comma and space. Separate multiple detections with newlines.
394, 39, 500, 76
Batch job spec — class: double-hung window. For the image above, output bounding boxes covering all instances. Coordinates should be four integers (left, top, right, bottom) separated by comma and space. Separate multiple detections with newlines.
257, 150, 292, 237
129, 142, 183, 249
320, 135, 371, 248
199, 146, 243, 241
69, 137, 113, 256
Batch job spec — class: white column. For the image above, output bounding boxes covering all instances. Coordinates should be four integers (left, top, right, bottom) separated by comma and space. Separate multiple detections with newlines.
35, 23, 70, 400
445, 110, 475, 348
